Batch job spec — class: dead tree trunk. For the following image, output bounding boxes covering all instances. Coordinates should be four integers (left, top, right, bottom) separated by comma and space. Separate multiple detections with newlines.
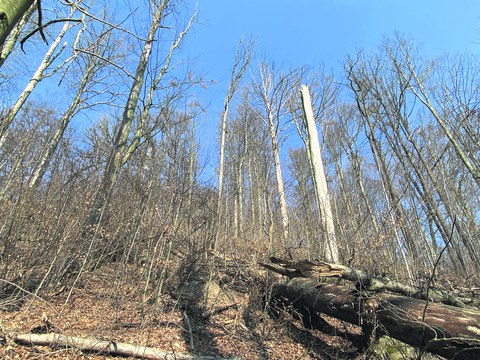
272, 278, 480, 359
11, 332, 232, 360
262, 258, 480, 359
264, 257, 478, 307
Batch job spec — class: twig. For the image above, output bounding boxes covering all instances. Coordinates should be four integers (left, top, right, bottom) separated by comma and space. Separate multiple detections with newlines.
183, 311, 194, 350
418, 216, 456, 359
20, 19, 83, 52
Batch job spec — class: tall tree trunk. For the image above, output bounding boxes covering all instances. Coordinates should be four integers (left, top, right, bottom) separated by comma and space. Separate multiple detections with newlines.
215, 39, 252, 249
300, 85, 339, 262
268, 110, 290, 245
0, 0, 35, 67
87, 0, 168, 229
0, 0, 35, 48
0, 6, 78, 148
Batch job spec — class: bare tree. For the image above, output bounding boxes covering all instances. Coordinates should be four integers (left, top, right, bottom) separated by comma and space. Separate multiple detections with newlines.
250, 62, 300, 247
27, 12, 124, 189
390, 36, 480, 187
345, 37, 480, 278
86, 0, 196, 229
215, 38, 253, 249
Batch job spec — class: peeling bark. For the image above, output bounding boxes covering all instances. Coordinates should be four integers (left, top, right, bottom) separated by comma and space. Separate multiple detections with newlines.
272, 278, 480, 360
263, 257, 478, 307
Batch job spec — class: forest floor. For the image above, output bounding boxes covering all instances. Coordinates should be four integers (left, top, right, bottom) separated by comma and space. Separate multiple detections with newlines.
0, 257, 368, 360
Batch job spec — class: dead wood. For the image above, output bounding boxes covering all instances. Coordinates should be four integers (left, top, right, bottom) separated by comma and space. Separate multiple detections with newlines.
11, 332, 238, 360
272, 278, 480, 360
263, 257, 478, 307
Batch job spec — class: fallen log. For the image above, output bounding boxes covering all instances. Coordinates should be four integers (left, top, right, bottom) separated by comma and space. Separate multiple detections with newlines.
272, 277, 480, 359
11, 333, 236, 360
264, 257, 478, 307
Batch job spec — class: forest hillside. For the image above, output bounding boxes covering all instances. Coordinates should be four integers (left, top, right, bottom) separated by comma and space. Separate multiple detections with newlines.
0, 1, 479, 359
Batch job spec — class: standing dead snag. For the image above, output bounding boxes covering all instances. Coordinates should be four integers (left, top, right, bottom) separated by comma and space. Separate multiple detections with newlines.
261, 258, 480, 359
300, 85, 340, 263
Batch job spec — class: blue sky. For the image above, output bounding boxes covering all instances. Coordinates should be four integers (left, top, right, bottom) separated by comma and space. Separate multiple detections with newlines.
4, 1, 479, 183
188, 1, 479, 79
183, 0, 480, 179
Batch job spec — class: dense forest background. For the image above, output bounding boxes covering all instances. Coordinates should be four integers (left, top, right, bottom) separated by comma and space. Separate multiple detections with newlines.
0, 1, 479, 358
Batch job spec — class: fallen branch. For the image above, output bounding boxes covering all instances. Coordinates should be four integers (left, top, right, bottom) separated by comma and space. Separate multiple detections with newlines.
11, 332, 236, 360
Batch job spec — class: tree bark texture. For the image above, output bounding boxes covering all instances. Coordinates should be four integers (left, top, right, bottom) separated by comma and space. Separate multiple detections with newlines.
264, 257, 478, 307
263, 256, 480, 359
0, 0, 35, 66
300, 85, 339, 263
273, 278, 480, 359
0, 0, 34, 48
12, 332, 233, 360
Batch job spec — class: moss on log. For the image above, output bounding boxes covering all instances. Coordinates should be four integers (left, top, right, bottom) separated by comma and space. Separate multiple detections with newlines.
273, 278, 480, 359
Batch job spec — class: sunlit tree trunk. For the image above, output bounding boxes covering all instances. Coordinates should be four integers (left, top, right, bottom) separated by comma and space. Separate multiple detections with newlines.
0, 0, 35, 67
215, 38, 252, 249
0, 0, 35, 48
252, 63, 300, 247
87, 0, 193, 229
269, 112, 290, 244
0, 6, 80, 148
300, 85, 339, 262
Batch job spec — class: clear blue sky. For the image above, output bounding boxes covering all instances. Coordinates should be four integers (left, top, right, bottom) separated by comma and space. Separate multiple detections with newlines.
188, 0, 479, 80
183, 0, 480, 180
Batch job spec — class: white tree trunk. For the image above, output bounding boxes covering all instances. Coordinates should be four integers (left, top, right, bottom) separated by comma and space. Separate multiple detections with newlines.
0, 7, 77, 147
0, 1, 36, 67
300, 85, 339, 263
215, 39, 252, 249
268, 110, 290, 245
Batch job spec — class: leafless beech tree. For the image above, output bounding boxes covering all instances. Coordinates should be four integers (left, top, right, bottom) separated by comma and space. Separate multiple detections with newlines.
0, 4, 83, 148
344, 36, 480, 279
250, 62, 301, 247
86, 0, 196, 231
215, 38, 253, 250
